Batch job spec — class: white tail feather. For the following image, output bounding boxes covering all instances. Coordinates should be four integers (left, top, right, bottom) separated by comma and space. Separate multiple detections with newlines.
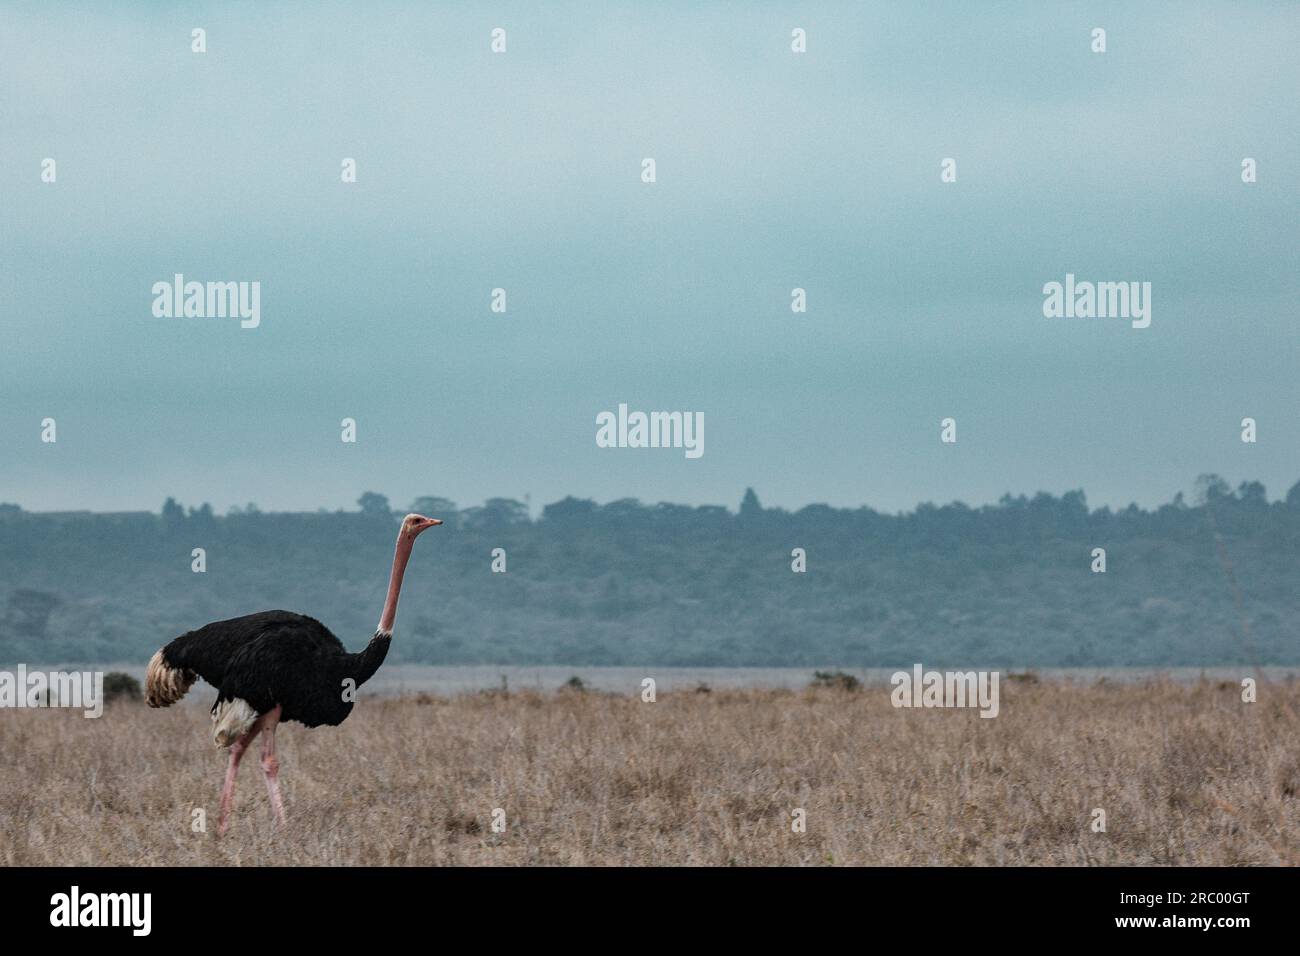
145, 649, 195, 707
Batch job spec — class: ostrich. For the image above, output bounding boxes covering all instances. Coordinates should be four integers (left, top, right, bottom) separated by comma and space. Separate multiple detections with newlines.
145, 512, 442, 834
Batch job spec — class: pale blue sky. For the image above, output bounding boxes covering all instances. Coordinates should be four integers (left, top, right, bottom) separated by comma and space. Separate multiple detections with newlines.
2, 2, 1297, 515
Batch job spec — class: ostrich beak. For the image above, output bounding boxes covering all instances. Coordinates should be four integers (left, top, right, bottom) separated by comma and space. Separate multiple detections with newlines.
428, 518, 443, 526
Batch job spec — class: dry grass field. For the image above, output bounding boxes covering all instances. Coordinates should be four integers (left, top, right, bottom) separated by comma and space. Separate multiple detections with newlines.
3, 679, 1298, 866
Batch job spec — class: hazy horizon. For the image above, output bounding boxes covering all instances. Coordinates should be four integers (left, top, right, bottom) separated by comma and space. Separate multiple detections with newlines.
0, 470, 1294, 518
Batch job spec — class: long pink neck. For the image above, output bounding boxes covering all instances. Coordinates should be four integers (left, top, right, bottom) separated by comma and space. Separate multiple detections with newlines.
377, 532, 414, 635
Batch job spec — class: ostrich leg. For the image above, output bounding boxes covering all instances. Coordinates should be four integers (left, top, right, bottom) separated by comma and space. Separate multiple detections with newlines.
217, 728, 257, 836
259, 704, 287, 827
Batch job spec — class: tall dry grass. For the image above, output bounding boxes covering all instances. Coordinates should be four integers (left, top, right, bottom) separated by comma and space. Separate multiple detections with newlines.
2, 679, 1297, 865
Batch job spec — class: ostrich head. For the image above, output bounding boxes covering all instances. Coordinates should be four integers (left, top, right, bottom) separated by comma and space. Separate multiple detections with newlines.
401, 513, 443, 538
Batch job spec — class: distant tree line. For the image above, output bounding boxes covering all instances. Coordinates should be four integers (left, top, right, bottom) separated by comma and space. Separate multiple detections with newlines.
1, 476, 1297, 668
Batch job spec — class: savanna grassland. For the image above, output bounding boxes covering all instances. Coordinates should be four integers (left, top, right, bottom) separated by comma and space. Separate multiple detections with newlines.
3, 679, 1298, 866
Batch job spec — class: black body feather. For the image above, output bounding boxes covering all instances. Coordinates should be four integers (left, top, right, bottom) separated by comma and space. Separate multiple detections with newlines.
159, 610, 390, 728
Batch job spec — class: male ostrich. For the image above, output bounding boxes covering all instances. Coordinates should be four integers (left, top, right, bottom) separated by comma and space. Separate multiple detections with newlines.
145, 513, 442, 834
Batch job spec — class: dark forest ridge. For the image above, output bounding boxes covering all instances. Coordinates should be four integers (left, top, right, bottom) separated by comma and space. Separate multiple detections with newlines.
3, 472, 1296, 523
1, 475, 1297, 669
